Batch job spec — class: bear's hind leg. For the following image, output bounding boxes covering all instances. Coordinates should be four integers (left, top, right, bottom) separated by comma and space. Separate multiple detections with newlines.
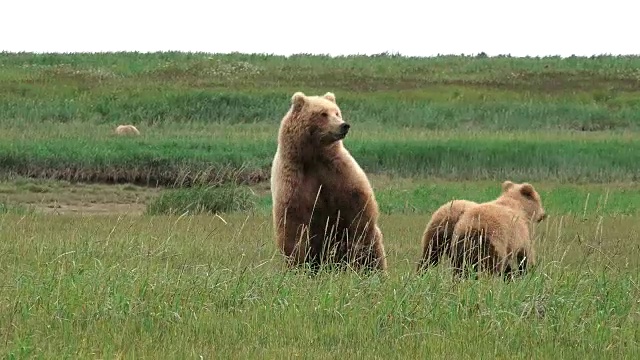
417, 227, 450, 273
450, 239, 479, 279
352, 226, 387, 273
515, 248, 533, 277
502, 263, 515, 282
369, 226, 388, 271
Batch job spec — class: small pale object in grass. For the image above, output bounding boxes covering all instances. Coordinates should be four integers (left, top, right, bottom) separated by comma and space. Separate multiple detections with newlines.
115, 124, 140, 136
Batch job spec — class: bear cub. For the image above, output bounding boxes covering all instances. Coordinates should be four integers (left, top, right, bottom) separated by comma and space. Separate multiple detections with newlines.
417, 199, 479, 272
450, 181, 547, 279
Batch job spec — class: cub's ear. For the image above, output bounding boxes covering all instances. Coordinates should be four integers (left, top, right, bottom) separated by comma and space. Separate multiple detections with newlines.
501, 180, 515, 191
323, 92, 336, 103
291, 92, 307, 112
520, 183, 535, 198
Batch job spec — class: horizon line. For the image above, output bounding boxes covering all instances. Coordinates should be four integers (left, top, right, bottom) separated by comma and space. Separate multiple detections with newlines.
2, 50, 640, 59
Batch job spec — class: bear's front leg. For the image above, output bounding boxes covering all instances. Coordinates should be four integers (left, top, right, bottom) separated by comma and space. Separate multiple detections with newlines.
515, 246, 535, 277
351, 225, 387, 272
275, 210, 316, 269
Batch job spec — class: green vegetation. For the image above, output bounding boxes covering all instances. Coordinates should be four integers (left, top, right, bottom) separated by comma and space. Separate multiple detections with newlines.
0, 125, 638, 185
145, 184, 257, 215
0, 52, 639, 185
1, 212, 639, 358
0, 52, 639, 358
1, 176, 639, 217
372, 179, 640, 216
0, 201, 30, 215
188, 178, 640, 217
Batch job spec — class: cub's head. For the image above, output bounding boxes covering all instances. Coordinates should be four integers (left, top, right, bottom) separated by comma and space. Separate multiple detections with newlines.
284, 91, 350, 145
500, 180, 547, 223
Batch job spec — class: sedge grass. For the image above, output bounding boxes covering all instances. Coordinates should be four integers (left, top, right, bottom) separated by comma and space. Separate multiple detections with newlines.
0, 211, 638, 358
0, 123, 637, 185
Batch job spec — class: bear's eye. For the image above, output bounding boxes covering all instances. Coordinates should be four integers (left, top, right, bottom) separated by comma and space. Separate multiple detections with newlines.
321, 112, 328, 117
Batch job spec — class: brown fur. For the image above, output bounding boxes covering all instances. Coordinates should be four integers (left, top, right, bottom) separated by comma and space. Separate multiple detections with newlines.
416, 199, 478, 272
270, 91, 387, 272
115, 124, 140, 135
451, 181, 547, 279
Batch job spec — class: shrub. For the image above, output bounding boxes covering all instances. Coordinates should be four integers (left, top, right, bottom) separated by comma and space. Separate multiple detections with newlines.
0, 202, 31, 215
145, 184, 256, 215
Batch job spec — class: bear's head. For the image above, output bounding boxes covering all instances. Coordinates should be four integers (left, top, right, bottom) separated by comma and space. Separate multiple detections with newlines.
280, 91, 350, 147
500, 180, 547, 223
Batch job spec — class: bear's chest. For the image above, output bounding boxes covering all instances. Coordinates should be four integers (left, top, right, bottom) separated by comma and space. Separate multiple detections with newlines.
300, 177, 363, 214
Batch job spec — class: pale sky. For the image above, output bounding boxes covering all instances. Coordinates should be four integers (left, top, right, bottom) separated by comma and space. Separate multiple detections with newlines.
2, 0, 638, 57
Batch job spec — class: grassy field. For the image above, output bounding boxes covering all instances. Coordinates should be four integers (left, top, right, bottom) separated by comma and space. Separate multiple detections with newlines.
0, 52, 639, 358
0, 52, 639, 184
1, 211, 639, 358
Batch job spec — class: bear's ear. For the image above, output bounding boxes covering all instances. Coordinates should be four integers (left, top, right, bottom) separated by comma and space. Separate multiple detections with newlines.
323, 92, 336, 103
520, 183, 535, 198
291, 92, 307, 112
501, 180, 515, 192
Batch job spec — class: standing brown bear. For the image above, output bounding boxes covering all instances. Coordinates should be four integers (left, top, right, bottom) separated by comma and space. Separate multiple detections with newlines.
450, 181, 547, 279
270, 91, 387, 272
416, 199, 479, 273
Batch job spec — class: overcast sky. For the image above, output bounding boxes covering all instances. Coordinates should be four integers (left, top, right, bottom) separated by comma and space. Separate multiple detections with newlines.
2, 0, 638, 57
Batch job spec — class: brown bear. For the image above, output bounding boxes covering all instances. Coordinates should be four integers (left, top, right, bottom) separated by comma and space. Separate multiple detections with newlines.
270, 91, 387, 272
115, 124, 140, 135
450, 181, 547, 279
416, 199, 479, 273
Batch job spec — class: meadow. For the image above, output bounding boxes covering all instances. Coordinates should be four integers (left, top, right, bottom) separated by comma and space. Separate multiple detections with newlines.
0, 51, 639, 358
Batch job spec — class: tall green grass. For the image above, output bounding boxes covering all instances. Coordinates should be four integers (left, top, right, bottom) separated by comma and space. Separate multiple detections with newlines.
0, 125, 637, 185
234, 179, 640, 216
0, 201, 30, 215
1, 52, 638, 185
1, 90, 638, 131
373, 180, 640, 216
1, 212, 638, 358
2, 52, 639, 358
145, 184, 257, 215
1, 52, 640, 130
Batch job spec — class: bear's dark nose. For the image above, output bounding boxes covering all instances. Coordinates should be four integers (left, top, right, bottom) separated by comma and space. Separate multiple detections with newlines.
340, 123, 351, 134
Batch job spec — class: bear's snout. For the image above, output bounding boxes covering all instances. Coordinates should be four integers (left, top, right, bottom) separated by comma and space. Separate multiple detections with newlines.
339, 123, 351, 135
